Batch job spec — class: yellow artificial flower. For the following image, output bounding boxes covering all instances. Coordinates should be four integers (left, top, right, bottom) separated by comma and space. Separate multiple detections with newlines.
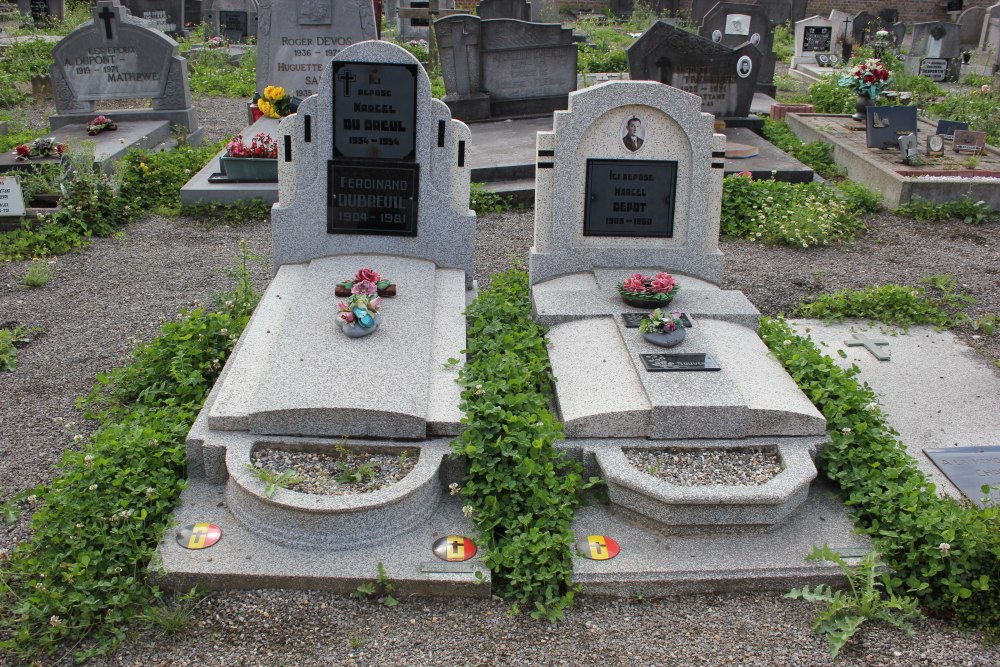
257, 99, 279, 119
266, 85, 286, 102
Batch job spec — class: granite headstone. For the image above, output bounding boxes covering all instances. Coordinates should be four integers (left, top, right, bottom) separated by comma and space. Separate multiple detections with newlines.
628, 20, 761, 119
980, 2, 1000, 51
435, 16, 577, 121
204, 0, 258, 42
272, 40, 476, 284
478, 0, 531, 21
256, 0, 377, 99
792, 15, 834, 66
958, 6, 986, 48
122, 0, 184, 36
16, 0, 64, 23
48, 0, 201, 139
699, 1, 776, 95
906, 22, 961, 81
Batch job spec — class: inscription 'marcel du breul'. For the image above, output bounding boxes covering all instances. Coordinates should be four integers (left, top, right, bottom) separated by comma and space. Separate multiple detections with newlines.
328, 61, 420, 236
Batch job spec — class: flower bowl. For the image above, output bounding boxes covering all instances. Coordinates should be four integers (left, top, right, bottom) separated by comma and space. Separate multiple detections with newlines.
616, 271, 680, 307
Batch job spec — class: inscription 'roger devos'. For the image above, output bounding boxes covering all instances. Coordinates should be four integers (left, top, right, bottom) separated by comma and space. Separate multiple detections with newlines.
584, 159, 677, 237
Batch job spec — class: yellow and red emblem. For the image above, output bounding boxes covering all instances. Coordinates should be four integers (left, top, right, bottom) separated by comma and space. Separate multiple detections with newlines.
176, 522, 223, 550
433, 535, 477, 562
581, 535, 620, 560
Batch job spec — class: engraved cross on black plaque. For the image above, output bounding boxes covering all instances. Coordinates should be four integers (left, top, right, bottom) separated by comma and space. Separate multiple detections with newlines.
339, 70, 356, 97
98, 5, 116, 39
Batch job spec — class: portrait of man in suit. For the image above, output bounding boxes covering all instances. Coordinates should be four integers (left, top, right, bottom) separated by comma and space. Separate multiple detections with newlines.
622, 116, 644, 152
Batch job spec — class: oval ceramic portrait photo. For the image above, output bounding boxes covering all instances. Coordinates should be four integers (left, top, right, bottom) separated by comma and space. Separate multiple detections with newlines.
621, 115, 646, 152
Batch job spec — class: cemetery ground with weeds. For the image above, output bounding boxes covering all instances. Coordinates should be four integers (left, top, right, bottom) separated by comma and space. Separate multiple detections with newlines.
1, 16, 1000, 665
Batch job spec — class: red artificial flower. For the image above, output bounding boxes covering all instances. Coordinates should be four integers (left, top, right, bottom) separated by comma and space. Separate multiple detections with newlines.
354, 267, 381, 284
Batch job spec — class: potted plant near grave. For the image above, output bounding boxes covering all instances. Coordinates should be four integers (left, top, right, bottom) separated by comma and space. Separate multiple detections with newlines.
220, 132, 278, 181
616, 271, 680, 308
639, 308, 687, 348
250, 84, 300, 123
839, 58, 891, 121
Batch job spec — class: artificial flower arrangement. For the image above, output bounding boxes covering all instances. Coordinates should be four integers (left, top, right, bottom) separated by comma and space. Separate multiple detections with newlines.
207, 35, 227, 48
639, 308, 685, 334
12, 138, 68, 161
338, 293, 383, 336
335, 267, 396, 297
838, 58, 891, 100
616, 271, 680, 307
255, 85, 293, 119
87, 115, 117, 135
224, 132, 278, 159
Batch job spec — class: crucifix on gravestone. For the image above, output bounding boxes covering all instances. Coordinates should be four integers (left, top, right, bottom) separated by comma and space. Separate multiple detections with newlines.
841, 15, 852, 43
397, 0, 465, 73
845, 332, 890, 361
339, 69, 356, 97
98, 4, 116, 39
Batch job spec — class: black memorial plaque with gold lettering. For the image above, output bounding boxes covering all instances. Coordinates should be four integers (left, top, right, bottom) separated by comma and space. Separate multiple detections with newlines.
584, 159, 676, 237
332, 61, 417, 161
328, 162, 419, 236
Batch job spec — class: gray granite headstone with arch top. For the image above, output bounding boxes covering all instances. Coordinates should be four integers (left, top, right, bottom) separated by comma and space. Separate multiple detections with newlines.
47, 0, 201, 140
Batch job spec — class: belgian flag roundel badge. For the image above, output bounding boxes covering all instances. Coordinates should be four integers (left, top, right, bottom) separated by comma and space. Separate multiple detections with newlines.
176, 523, 222, 550
433, 535, 477, 562
577, 535, 620, 560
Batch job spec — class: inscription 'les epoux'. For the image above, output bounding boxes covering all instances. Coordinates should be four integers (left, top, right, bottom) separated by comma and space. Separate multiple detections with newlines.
65, 46, 157, 82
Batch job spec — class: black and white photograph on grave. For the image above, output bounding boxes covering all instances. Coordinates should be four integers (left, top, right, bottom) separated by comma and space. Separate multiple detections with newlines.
737, 55, 753, 78
936, 119, 969, 139
621, 116, 645, 152
866, 106, 918, 149
725, 14, 750, 35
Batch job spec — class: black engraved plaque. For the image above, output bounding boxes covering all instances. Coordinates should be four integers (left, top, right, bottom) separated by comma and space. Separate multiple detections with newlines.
924, 447, 1000, 508
333, 62, 417, 161
328, 162, 419, 235
802, 26, 832, 52
641, 353, 721, 371
584, 159, 677, 237
622, 313, 692, 328
219, 11, 248, 38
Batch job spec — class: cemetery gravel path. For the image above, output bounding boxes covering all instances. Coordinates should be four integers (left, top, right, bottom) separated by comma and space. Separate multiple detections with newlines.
2, 97, 1000, 664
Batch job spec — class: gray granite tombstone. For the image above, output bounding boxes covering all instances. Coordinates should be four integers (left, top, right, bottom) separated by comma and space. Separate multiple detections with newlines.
479, 0, 530, 21
906, 22, 961, 82
981, 2, 1000, 51
122, 0, 184, 36
958, 6, 986, 49
257, 0, 377, 99
185, 0, 201, 27
204, 0, 258, 42
48, 0, 201, 140
434, 16, 577, 121
530, 0, 558, 22
272, 39, 475, 284
628, 20, 761, 120
699, 1, 776, 96
16, 0, 64, 23
852, 10, 886, 46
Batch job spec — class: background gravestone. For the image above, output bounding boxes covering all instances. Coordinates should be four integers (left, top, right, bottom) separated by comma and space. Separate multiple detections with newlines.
16, 0, 64, 23
792, 15, 834, 66
609, 0, 674, 19
906, 22, 961, 82
958, 6, 986, 49
852, 10, 891, 46
478, 0, 530, 21
203, 0, 258, 42
184, 0, 201, 27
628, 21, 761, 120
699, 1, 776, 96
435, 15, 576, 121
122, 0, 184, 36
256, 0, 376, 99
48, 0, 201, 140
980, 2, 1000, 51
272, 40, 475, 284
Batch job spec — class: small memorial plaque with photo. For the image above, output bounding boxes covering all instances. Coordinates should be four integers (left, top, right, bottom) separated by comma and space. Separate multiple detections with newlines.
953, 129, 986, 153
927, 134, 945, 157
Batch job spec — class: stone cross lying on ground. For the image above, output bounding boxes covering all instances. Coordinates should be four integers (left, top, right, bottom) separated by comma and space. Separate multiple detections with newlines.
845, 332, 890, 360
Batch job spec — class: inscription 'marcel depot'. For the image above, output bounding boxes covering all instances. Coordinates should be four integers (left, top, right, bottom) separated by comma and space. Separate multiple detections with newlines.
584, 159, 677, 237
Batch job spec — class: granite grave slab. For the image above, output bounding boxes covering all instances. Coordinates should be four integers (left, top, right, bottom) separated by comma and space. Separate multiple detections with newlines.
925, 447, 1000, 508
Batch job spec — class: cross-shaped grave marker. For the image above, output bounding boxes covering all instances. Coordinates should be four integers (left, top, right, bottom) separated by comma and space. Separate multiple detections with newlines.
845, 332, 890, 361
396, 0, 466, 72
98, 4, 116, 40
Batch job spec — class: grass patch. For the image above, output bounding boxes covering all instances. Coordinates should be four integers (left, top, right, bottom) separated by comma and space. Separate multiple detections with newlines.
22, 258, 54, 287
0, 244, 260, 662
895, 196, 996, 225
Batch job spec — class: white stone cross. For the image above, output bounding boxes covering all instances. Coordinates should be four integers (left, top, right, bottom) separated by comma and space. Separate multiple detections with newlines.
845, 332, 890, 361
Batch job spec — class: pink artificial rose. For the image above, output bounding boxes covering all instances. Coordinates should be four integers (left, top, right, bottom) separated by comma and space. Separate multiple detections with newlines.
368, 296, 382, 312
623, 274, 646, 291
737, 170, 752, 178
354, 267, 381, 284
340, 311, 356, 324
351, 279, 377, 296
337, 300, 350, 312
649, 273, 676, 294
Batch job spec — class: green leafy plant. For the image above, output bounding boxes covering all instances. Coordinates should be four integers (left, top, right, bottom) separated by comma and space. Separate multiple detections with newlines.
186, 46, 256, 97
787, 545, 923, 659
772, 22, 794, 63
139, 588, 203, 637
895, 196, 996, 225
0, 243, 260, 662
760, 317, 1000, 638
119, 141, 227, 214
809, 74, 857, 114
793, 274, 986, 331
22, 258, 53, 287
15, 162, 65, 207
455, 267, 600, 620
351, 562, 398, 606
762, 119, 841, 179
0, 323, 42, 371
469, 182, 514, 214
836, 180, 883, 215
247, 465, 303, 498
929, 87, 1000, 147
963, 73, 994, 87
721, 174, 864, 246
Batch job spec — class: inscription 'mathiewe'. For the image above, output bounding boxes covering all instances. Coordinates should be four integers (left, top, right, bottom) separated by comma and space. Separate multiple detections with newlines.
584, 159, 677, 237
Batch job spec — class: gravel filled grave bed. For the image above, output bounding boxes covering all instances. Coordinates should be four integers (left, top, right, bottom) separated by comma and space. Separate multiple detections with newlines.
249, 447, 419, 496
626, 447, 784, 486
